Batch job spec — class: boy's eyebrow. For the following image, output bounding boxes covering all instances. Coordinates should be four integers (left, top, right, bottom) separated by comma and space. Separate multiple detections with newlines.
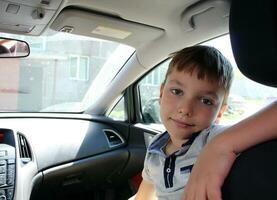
200, 91, 219, 99
167, 79, 183, 86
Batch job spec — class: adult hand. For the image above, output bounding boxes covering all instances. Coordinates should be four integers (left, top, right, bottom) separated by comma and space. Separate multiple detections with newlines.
182, 135, 237, 200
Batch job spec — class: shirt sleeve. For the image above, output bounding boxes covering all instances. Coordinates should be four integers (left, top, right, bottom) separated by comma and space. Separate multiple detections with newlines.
206, 124, 231, 143
141, 133, 161, 183
141, 150, 153, 182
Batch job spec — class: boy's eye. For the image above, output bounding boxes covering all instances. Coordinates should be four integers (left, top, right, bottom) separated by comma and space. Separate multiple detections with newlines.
170, 88, 183, 96
201, 98, 213, 105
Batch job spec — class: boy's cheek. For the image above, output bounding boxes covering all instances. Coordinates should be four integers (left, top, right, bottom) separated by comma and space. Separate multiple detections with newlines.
198, 110, 219, 124
161, 94, 179, 108
160, 99, 175, 113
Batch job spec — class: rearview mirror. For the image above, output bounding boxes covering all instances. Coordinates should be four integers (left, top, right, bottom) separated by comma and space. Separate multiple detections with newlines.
0, 37, 30, 58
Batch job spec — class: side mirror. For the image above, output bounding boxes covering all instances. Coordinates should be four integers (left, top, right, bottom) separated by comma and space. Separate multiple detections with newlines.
0, 37, 30, 58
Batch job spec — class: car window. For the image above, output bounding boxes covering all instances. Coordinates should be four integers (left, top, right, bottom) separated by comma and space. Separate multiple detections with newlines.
138, 34, 277, 126
108, 96, 126, 121
0, 32, 134, 112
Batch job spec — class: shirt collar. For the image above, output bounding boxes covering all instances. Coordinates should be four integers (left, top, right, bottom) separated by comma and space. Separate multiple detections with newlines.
182, 131, 200, 147
148, 131, 170, 155
148, 131, 201, 156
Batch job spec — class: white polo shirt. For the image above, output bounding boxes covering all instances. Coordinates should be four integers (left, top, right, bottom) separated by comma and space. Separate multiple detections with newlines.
142, 124, 227, 200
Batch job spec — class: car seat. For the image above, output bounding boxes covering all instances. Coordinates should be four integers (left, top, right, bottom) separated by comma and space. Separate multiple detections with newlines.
222, 0, 277, 199
222, 140, 277, 200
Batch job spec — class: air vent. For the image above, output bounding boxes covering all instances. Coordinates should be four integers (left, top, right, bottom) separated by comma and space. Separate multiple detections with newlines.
17, 133, 32, 163
103, 129, 125, 148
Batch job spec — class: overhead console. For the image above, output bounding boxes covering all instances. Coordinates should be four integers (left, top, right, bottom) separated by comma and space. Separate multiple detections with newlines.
0, 0, 63, 35
0, 129, 16, 200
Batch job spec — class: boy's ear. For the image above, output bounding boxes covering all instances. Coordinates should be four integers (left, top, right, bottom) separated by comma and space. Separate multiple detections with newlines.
215, 104, 228, 123
159, 84, 165, 104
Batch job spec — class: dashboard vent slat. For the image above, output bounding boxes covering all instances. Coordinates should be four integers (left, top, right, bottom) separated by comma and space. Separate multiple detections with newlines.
17, 133, 32, 163
103, 129, 125, 148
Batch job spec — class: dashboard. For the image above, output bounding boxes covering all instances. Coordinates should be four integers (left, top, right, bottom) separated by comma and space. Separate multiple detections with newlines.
0, 116, 146, 200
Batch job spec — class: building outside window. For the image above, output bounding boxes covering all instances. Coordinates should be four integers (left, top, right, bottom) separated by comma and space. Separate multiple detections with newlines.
69, 55, 89, 81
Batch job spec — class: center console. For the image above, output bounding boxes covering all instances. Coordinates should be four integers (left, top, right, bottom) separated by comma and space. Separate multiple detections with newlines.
0, 129, 16, 200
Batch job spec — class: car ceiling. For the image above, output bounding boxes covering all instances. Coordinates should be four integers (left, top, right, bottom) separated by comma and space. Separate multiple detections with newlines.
0, 0, 230, 66
0, 0, 231, 114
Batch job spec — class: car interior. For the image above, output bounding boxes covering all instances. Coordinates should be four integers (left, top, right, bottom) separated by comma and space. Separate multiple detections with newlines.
0, 0, 276, 200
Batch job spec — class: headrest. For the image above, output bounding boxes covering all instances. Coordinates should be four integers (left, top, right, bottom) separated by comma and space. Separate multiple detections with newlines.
229, 0, 277, 87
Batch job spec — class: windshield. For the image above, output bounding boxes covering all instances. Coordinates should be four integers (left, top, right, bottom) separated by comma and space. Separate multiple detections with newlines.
0, 32, 134, 112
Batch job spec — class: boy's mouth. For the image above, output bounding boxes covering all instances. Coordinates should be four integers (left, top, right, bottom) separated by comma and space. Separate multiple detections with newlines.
170, 118, 195, 128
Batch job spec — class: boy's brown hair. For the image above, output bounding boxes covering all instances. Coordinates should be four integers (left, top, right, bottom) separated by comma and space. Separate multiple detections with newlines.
164, 45, 233, 94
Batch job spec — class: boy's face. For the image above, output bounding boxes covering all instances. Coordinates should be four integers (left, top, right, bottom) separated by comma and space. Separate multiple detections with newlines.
160, 67, 227, 143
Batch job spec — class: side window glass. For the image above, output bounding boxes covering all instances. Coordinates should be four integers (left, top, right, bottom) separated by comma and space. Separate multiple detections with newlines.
138, 60, 170, 124
108, 96, 126, 121
203, 35, 277, 125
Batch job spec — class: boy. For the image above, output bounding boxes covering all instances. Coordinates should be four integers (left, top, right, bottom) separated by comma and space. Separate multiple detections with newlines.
135, 45, 233, 200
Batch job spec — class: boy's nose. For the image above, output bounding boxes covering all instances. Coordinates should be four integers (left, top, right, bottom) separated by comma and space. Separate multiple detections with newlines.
177, 100, 193, 117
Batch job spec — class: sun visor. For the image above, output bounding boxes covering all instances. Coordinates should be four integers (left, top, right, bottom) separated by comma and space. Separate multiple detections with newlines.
50, 8, 164, 48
